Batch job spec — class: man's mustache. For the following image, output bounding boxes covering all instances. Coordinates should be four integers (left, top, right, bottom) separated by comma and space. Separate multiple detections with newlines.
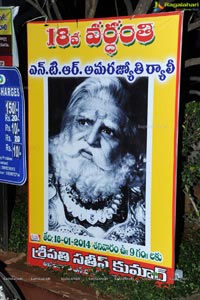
64, 140, 92, 158
63, 139, 113, 171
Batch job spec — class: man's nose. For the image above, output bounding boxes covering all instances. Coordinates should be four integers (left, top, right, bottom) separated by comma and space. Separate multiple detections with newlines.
85, 123, 101, 147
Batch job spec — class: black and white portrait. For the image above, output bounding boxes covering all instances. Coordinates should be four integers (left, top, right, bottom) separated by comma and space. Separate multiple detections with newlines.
48, 76, 148, 245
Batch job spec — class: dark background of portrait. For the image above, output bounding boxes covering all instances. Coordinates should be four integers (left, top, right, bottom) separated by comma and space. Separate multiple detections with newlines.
48, 76, 149, 155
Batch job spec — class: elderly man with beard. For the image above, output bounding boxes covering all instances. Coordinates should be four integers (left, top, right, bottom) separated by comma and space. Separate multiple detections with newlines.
48, 77, 146, 245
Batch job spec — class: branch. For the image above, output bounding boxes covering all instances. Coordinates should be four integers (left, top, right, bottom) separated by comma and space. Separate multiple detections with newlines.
85, 0, 99, 18
133, 0, 154, 15
123, 0, 134, 15
50, 0, 63, 20
114, 0, 119, 16
188, 19, 200, 32
25, 0, 48, 20
184, 187, 200, 218
45, 0, 53, 20
185, 57, 200, 68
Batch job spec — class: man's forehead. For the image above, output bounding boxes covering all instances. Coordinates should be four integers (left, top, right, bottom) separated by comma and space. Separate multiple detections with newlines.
75, 97, 126, 120
75, 96, 122, 111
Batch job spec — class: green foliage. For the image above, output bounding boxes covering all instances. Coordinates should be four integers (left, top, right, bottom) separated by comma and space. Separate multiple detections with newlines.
182, 100, 200, 188
8, 188, 28, 253
173, 228, 200, 298
182, 100, 200, 218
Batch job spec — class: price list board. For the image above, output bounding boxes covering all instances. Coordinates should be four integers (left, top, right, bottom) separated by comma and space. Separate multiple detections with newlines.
0, 67, 26, 185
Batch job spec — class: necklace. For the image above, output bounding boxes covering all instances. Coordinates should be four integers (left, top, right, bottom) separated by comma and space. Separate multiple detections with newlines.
59, 184, 124, 225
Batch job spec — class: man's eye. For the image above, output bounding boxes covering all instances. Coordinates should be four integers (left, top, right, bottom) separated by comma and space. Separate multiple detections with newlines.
77, 118, 90, 126
101, 127, 115, 136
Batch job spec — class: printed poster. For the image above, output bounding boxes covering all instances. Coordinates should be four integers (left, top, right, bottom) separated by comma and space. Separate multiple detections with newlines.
0, 6, 19, 66
27, 11, 183, 285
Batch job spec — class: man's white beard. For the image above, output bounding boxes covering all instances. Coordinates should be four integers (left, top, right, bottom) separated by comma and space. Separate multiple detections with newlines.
49, 133, 136, 203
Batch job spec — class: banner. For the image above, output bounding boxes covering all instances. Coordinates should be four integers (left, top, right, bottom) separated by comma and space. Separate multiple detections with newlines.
0, 6, 19, 66
27, 11, 183, 284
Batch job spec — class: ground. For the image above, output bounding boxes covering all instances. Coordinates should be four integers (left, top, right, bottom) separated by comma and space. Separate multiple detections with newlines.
0, 250, 99, 300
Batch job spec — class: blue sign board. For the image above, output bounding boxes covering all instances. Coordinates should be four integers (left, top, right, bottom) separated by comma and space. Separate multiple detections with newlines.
0, 67, 26, 185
